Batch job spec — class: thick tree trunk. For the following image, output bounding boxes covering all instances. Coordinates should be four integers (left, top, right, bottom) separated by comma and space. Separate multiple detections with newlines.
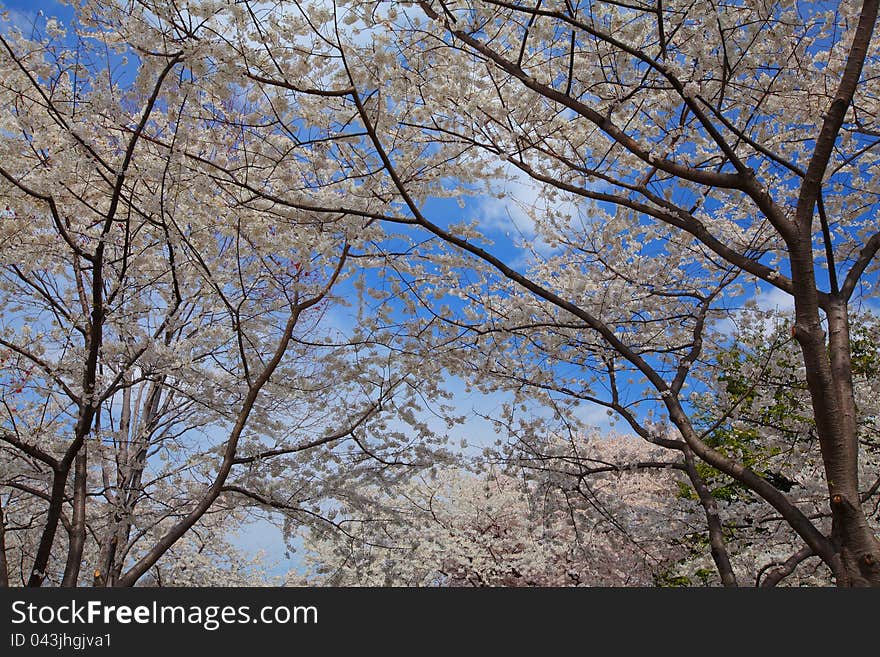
825, 302, 880, 585
27, 404, 96, 587
62, 448, 88, 586
26, 470, 69, 586
790, 242, 880, 586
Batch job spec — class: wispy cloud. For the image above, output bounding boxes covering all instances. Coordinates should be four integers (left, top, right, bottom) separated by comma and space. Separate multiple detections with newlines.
754, 285, 795, 313
472, 162, 586, 269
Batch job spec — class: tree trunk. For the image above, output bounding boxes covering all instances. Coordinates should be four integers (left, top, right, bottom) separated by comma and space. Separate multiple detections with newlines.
825, 301, 880, 585
26, 470, 69, 586
62, 448, 88, 586
790, 240, 880, 586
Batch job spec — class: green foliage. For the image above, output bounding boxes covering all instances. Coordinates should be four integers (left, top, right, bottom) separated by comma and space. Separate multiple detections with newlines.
653, 571, 692, 587
691, 313, 880, 504
851, 322, 880, 377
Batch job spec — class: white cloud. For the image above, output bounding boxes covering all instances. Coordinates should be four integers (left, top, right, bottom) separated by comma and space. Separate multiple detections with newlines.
473, 162, 587, 270
475, 164, 542, 239
754, 285, 795, 313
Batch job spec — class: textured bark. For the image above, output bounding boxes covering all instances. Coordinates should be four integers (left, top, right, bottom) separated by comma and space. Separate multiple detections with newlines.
787, 205, 880, 587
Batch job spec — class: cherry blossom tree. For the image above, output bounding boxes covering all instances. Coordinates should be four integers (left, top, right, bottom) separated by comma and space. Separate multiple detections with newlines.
303, 0, 879, 586
295, 432, 688, 586
0, 6, 453, 587
101, 0, 879, 585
